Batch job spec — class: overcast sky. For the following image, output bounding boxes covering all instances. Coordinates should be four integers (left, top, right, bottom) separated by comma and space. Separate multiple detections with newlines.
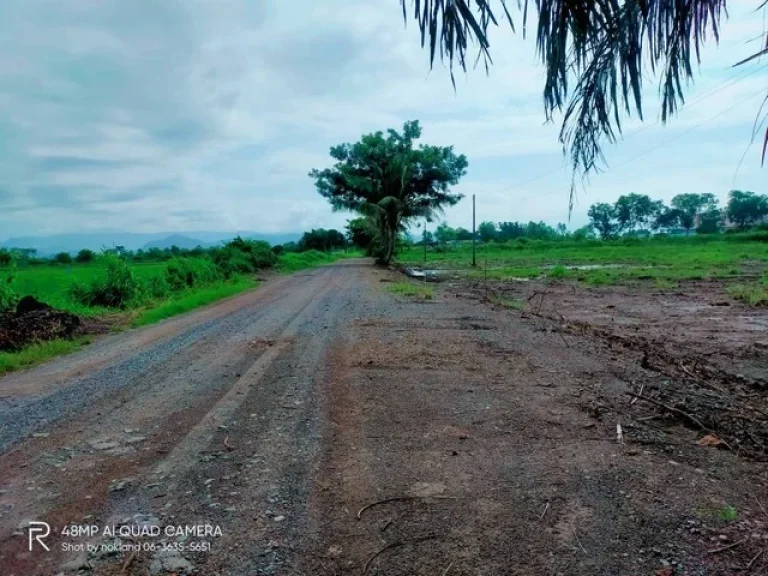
0, 0, 765, 240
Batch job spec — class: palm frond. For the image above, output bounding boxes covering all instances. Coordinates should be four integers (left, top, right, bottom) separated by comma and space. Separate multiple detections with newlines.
401, 0, 730, 179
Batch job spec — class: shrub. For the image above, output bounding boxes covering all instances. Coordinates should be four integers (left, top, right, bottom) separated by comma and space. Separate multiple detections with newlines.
0, 249, 14, 267
165, 258, 221, 291
76, 249, 96, 263
71, 255, 145, 309
54, 252, 73, 264
549, 264, 567, 278
0, 273, 18, 312
211, 237, 277, 277
146, 274, 172, 299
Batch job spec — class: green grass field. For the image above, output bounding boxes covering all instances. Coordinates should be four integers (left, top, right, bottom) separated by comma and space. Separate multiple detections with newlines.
0, 251, 357, 374
9, 262, 166, 316
398, 235, 768, 287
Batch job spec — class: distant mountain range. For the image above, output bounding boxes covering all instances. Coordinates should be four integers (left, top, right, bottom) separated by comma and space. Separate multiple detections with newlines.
0, 231, 303, 256
141, 235, 208, 251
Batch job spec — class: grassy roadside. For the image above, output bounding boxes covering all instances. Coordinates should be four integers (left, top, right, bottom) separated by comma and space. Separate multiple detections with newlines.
132, 278, 257, 327
0, 337, 93, 374
0, 251, 359, 376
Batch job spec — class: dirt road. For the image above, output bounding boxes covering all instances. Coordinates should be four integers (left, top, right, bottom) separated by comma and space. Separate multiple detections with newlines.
1, 260, 766, 576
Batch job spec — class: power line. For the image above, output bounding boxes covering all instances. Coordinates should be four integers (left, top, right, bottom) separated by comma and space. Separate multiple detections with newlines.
488, 62, 768, 196
610, 86, 768, 170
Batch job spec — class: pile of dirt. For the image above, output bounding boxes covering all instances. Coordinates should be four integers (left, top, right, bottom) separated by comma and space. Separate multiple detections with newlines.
0, 296, 81, 352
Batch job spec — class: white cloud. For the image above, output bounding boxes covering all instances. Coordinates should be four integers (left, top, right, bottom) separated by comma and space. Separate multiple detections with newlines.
0, 0, 765, 239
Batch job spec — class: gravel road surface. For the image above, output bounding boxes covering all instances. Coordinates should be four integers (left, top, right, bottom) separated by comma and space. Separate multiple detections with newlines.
1, 260, 766, 576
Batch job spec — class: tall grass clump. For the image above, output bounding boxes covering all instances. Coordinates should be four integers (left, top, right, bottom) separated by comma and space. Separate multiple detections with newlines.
165, 257, 221, 291
727, 276, 768, 306
71, 255, 146, 309
211, 237, 277, 277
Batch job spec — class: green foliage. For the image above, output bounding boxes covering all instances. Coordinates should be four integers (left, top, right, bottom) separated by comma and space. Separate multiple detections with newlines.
298, 228, 347, 252
211, 237, 277, 277
132, 280, 255, 327
310, 120, 467, 264
164, 257, 221, 291
654, 207, 683, 232
671, 193, 718, 234
399, 233, 768, 287
549, 264, 567, 278
696, 208, 723, 234
572, 225, 595, 240
0, 337, 91, 375
76, 249, 96, 263
726, 190, 768, 229
478, 221, 498, 242
0, 249, 14, 267
614, 194, 663, 232
435, 222, 458, 244
727, 277, 768, 306
588, 203, 619, 239
277, 250, 337, 272
718, 505, 739, 522
71, 255, 145, 309
0, 271, 19, 312
54, 252, 73, 264
347, 217, 377, 253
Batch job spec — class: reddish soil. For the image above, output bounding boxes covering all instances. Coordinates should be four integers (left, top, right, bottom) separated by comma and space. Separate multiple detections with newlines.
0, 261, 766, 576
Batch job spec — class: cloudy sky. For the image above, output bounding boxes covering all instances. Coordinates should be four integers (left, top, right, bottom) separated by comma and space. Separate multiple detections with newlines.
0, 0, 765, 240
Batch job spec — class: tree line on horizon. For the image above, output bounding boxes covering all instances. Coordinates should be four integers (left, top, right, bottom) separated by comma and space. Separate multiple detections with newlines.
586, 190, 768, 239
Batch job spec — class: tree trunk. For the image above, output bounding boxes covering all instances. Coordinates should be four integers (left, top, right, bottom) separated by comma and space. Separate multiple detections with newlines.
375, 225, 396, 266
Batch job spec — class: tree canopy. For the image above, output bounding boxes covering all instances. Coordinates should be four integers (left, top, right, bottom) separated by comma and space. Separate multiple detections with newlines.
399, 0, 760, 190
726, 189, 768, 228
310, 120, 467, 264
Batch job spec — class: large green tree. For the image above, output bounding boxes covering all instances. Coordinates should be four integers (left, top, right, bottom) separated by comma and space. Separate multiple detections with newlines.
478, 221, 498, 242
670, 193, 718, 235
588, 203, 619, 239
726, 190, 768, 229
399, 1, 762, 189
614, 194, 663, 233
310, 120, 467, 265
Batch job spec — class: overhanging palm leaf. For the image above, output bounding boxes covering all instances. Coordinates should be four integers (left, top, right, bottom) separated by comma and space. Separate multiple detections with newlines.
400, 0, 757, 191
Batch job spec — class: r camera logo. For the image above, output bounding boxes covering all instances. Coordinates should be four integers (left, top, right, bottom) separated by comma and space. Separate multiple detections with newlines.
27, 521, 51, 551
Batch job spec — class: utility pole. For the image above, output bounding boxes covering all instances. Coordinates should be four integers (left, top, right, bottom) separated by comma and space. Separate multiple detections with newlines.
423, 220, 427, 264
472, 194, 477, 267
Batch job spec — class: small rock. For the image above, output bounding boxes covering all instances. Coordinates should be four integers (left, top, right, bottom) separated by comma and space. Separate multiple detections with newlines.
89, 438, 121, 451
327, 545, 343, 557
124, 436, 147, 445
109, 479, 132, 492
273, 515, 285, 522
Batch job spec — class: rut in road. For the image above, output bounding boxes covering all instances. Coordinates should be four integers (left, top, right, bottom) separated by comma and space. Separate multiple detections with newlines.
1, 259, 766, 576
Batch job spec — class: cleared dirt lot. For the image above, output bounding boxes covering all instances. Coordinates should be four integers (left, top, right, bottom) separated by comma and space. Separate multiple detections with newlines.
1, 260, 766, 576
